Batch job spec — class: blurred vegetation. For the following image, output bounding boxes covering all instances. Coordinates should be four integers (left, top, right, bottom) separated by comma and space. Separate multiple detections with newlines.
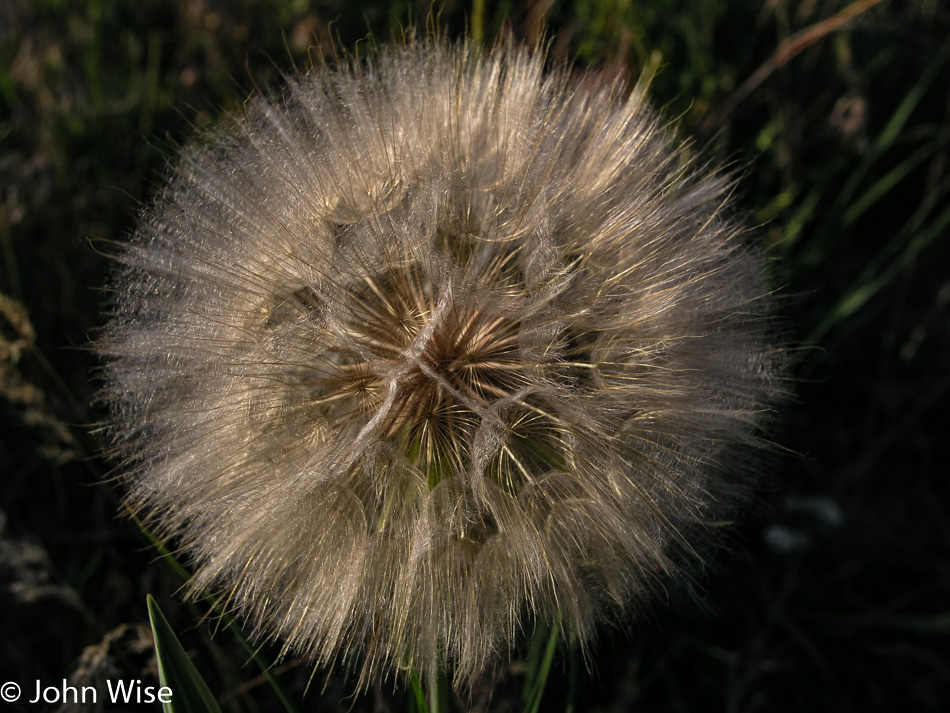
2, 0, 948, 711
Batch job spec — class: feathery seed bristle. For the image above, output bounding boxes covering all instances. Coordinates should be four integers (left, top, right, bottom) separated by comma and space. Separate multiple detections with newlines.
99, 39, 780, 689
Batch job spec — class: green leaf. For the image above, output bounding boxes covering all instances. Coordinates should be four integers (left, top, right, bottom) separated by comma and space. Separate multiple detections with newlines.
835, 38, 950, 216
133, 514, 298, 713
147, 595, 222, 713
842, 137, 948, 226
521, 621, 560, 713
408, 670, 430, 713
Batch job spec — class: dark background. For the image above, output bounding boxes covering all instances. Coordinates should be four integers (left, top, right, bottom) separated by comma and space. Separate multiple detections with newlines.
2, 1, 948, 711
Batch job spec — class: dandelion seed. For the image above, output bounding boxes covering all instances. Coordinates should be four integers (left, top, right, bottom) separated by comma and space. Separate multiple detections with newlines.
99, 39, 779, 690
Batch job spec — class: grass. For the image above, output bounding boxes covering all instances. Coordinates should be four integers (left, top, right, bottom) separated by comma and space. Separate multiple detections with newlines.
2, 0, 949, 711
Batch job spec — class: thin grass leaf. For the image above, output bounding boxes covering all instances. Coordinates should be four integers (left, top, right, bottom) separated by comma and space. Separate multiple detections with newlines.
779, 187, 821, 251
798, 37, 950, 269
843, 137, 948, 226
522, 621, 560, 713
834, 38, 950, 214
409, 670, 429, 713
426, 667, 449, 713
904, 199, 950, 258
565, 644, 579, 713
132, 512, 300, 713
147, 595, 222, 713
808, 196, 950, 343
889, 613, 950, 633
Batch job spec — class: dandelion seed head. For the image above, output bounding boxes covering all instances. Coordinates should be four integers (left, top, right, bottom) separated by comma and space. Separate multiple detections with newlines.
100, 39, 779, 688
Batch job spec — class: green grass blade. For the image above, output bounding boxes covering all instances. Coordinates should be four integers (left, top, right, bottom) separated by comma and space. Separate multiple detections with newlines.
835, 38, 950, 214
521, 621, 560, 713
132, 514, 300, 713
807, 196, 950, 343
843, 138, 947, 226
800, 36, 950, 266
904, 198, 950, 259
147, 595, 222, 713
409, 670, 430, 713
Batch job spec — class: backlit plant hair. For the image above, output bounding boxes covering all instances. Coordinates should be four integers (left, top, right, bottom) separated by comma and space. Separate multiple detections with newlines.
99, 38, 779, 692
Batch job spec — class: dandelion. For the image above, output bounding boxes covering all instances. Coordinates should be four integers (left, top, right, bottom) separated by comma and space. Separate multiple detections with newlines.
99, 39, 778, 690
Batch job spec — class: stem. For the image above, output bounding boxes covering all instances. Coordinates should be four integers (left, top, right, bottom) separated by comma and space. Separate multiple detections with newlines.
471, 0, 485, 46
